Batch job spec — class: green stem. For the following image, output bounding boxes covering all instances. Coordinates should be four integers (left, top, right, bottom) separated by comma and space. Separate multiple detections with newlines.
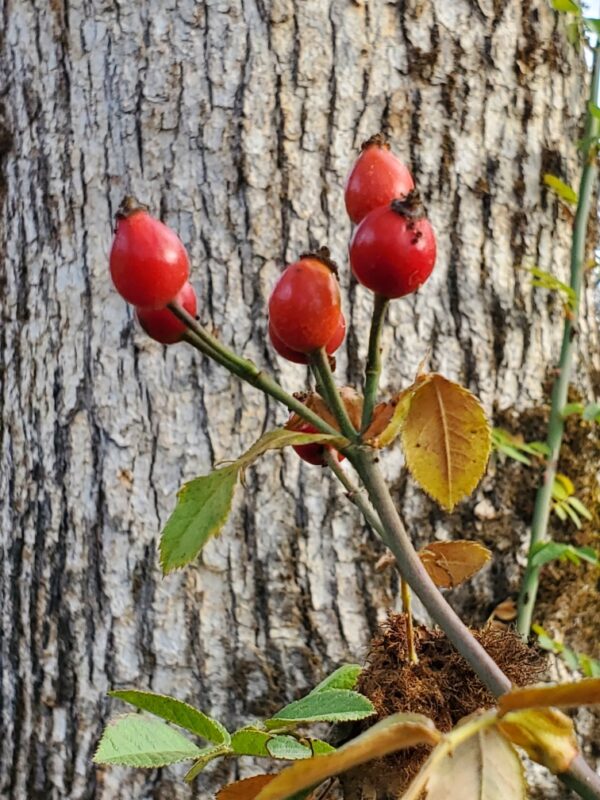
517, 44, 600, 639
361, 294, 389, 431
173, 306, 340, 438
310, 347, 359, 441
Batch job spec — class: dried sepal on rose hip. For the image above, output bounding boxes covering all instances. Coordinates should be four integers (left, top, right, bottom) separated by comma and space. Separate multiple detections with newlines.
136, 282, 198, 345
269, 313, 346, 365
349, 190, 436, 299
286, 388, 363, 466
110, 196, 190, 309
268, 249, 342, 354
344, 133, 414, 224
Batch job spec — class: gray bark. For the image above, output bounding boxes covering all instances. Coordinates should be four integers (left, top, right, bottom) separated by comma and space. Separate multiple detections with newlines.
1, 1, 597, 798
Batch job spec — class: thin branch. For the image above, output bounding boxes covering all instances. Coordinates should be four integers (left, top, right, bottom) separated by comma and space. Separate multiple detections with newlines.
361, 294, 389, 431
517, 44, 600, 638
310, 347, 359, 441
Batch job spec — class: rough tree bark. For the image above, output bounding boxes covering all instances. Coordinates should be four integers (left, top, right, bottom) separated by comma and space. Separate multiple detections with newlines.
1, 1, 598, 798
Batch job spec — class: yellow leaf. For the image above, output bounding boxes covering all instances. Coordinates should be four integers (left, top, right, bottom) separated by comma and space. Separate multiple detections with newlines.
498, 678, 600, 715
418, 540, 492, 589
217, 775, 277, 799
254, 713, 440, 800
498, 708, 578, 773
401, 374, 491, 510
403, 725, 525, 800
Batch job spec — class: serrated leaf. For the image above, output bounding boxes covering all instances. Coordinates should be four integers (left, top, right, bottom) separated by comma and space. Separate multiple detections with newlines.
418, 540, 491, 589
308, 665, 362, 694
498, 708, 578, 773
543, 174, 578, 203
94, 714, 203, 768
231, 728, 273, 757
184, 745, 231, 782
255, 713, 440, 800
498, 678, 600, 714
267, 735, 313, 760
266, 690, 375, 729
400, 374, 491, 511
217, 775, 277, 799
404, 725, 525, 800
109, 690, 230, 745
160, 466, 239, 573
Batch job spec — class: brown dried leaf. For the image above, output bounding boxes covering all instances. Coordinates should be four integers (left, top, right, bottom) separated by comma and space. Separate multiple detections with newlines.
498, 708, 578, 773
418, 541, 492, 589
217, 775, 277, 799
498, 678, 600, 715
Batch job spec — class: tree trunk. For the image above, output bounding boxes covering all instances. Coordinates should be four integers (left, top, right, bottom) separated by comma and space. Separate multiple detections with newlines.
1, 1, 598, 798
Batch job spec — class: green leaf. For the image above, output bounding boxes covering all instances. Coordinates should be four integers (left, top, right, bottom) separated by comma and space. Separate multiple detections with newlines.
553, 503, 568, 522
266, 689, 375, 729
160, 465, 239, 573
584, 17, 600, 34
109, 690, 230, 745
267, 735, 313, 760
307, 738, 336, 755
562, 402, 585, 418
543, 174, 578, 203
309, 665, 362, 694
530, 542, 599, 569
491, 428, 549, 465
184, 745, 231, 782
583, 403, 600, 422
552, 0, 580, 11
565, 496, 593, 521
94, 714, 203, 768
589, 102, 600, 121
230, 727, 273, 757
526, 266, 577, 309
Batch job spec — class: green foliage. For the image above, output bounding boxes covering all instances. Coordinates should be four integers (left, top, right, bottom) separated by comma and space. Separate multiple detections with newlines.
308, 664, 362, 694
265, 689, 375, 729
109, 690, 230, 744
551, 474, 593, 528
551, 0, 580, 12
94, 714, 203, 768
584, 17, 600, 34
266, 736, 313, 760
491, 428, 549, 466
562, 402, 600, 422
533, 625, 600, 678
526, 266, 576, 310
530, 541, 599, 569
160, 429, 345, 573
543, 174, 578, 204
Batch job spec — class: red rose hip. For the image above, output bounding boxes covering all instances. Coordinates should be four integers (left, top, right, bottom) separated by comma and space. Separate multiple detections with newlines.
344, 134, 414, 224
268, 254, 342, 353
110, 196, 190, 309
136, 282, 198, 345
349, 193, 436, 299
269, 313, 346, 364
292, 422, 344, 467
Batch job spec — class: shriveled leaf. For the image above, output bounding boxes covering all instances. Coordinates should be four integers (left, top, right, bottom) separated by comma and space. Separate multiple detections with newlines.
498, 678, 600, 714
309, 665, 362, 694
364, 387, 415, 448
266, 690, 375, 729
184, 745, 231, 782
231, 728, 273, 757
267, 735, 313, 760
238, 428, 344, 468
418, 540, 491, 589
255, 713, 440, 800
404, 726, 525, 800
109, 690, 230, 744
217, 775, 277, 799
285, 389, 363, 434
400, 374, 491, 510
94, 714, 202, 768
543, 174, 578, 204
160, 466, 239, 573
498, 708, 578, 773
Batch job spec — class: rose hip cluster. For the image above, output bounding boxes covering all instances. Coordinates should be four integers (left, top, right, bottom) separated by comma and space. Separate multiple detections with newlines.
109, 136, 436, 465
